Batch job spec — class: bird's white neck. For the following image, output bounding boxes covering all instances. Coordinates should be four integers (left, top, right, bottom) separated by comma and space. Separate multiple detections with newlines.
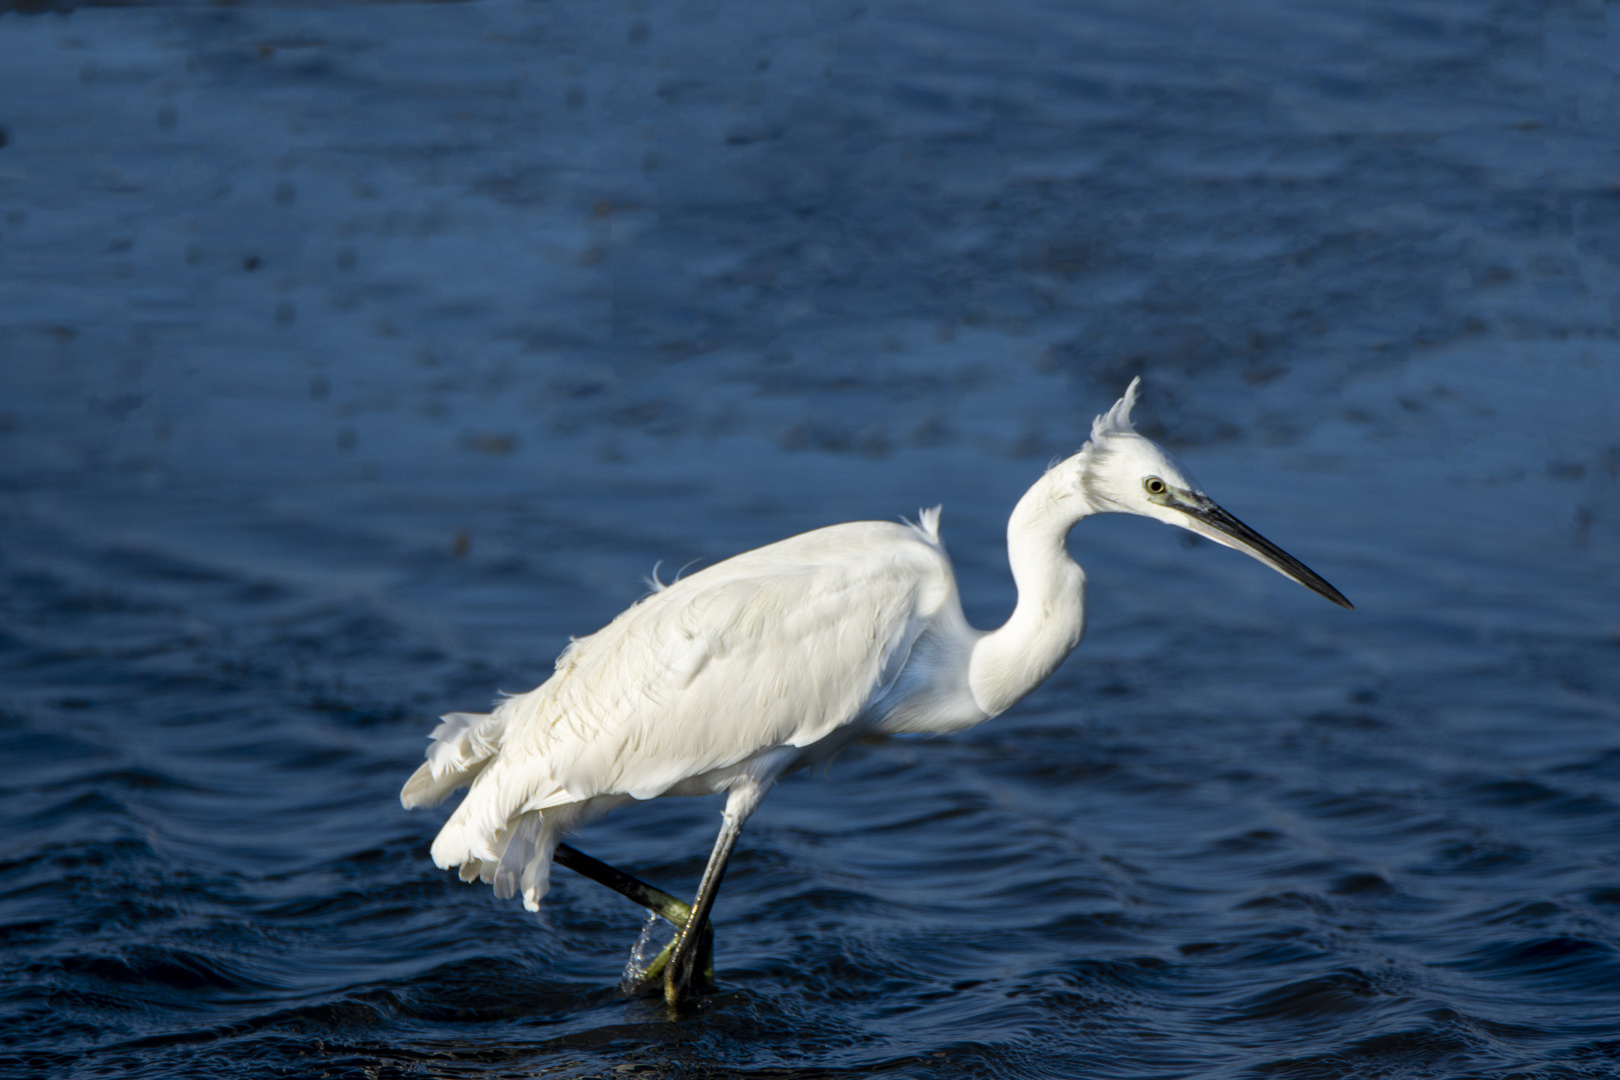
968, 466, 1091, 716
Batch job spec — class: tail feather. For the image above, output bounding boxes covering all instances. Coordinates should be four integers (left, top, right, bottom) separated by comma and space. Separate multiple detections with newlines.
492, 810, 561, 912
403, 703, 624, 912
400, 711, 506, 809
481, 799, 626, 911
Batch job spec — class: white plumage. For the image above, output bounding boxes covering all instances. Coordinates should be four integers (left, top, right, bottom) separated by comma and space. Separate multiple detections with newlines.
402, 379, 1350, 1003
403, 511, 976, 910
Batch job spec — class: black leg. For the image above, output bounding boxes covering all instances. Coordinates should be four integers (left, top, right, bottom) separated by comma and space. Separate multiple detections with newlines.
553, 843, 692, 924
663, 813, 743, 1008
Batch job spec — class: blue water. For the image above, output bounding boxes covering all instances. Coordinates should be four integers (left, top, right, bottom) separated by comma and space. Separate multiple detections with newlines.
2, 1, 1618, 1076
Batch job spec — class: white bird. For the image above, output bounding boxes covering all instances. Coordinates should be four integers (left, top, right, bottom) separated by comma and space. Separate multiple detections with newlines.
401, 378, 1350, 1007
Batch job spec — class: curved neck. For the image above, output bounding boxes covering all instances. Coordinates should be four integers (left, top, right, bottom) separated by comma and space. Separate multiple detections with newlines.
968, 469, 1090, 716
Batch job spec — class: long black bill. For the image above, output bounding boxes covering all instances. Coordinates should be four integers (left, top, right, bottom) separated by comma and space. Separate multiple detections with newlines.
1177, 495, 1353, 610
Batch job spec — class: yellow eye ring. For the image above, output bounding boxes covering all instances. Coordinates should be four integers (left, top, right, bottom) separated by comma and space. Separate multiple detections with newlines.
1143, 476, 1167, 496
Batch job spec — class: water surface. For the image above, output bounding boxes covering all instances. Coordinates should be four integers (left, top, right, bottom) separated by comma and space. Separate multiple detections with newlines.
2, 1, 1618, 1077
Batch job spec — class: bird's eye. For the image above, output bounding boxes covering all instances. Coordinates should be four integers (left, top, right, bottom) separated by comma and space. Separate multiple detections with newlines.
1143, 476, 1167, 496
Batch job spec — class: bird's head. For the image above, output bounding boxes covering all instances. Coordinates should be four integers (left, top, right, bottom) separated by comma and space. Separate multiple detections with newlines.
1073, 377, 1352, 609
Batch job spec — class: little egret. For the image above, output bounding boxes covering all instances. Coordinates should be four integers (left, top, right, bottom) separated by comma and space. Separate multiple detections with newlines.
402, 378, 1351, 1007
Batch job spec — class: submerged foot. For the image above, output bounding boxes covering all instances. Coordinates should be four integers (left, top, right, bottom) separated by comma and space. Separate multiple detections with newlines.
551, 844, 713, 1000
662, 919, 714, 1008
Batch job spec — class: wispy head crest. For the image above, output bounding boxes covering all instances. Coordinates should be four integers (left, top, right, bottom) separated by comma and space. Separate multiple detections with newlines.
1090, 377, 1141, 442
